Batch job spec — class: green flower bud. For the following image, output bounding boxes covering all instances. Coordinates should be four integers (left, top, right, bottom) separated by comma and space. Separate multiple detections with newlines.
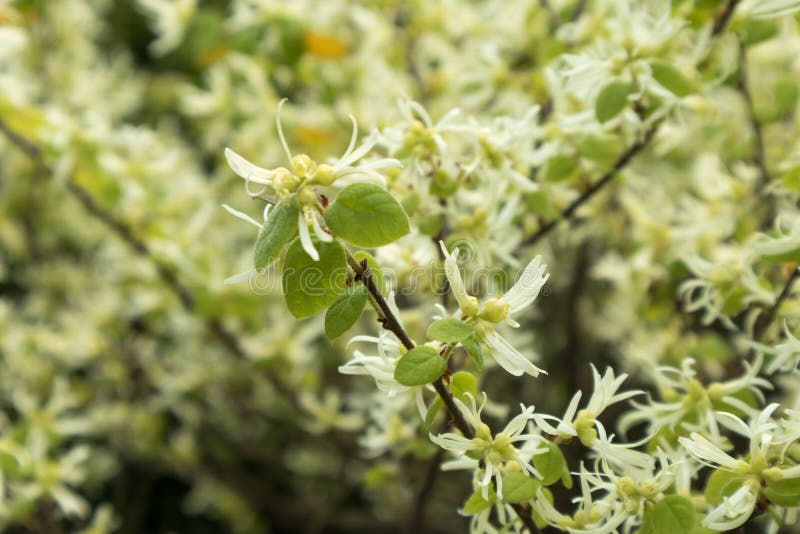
291, 153, 316, 178
312, 163, 337, 186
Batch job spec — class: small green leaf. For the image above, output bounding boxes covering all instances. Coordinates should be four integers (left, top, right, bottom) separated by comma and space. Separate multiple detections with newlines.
353, 250, 385, 294
650, 62, 694, 97
450, 371, 477, 402
741, 17, 779, 47
427, 318, 474, 343
561, 466, 573, 489
533, 442, 566, 486
324, 183, 410, 247
394, 346, 446, 386
281, 237, 347, 318
424, 397, 444, 429
254, 201, 299, 269
766, 475, 800, 496
764, 486, 800, 507
705, 469, 744, 506
418, 213, 443, 236
595, 80, 631, 123
760, 248, 800, 264
324, 285, 368, 339
462, 485, 496, 515
462, 336, 484, 371
542, 154, 577, 182
501, 472, 539, 504
639, 504, 655, 534
652, 495, 695, 534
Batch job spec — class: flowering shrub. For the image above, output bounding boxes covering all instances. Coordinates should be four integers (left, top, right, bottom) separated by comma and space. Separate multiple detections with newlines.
2, 0, 800, 532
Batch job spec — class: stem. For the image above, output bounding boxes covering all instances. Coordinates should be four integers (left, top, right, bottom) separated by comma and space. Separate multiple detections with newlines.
523, 123, 659, 247
345, 250, 539, 532
754, 266, 800, 340
712, 0, 741, 37
736, 39, 770, 194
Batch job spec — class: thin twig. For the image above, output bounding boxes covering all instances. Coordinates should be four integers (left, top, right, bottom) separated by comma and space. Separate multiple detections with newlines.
754, 267, 800, 340
570, 0, 589, 22
346, 252, 540, 532
712, 0, 741, 36
736, 40, 769, 192
523, 123, 659, 247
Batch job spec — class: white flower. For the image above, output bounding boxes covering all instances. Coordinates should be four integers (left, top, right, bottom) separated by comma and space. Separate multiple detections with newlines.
430, 393, 544, 500
439, 241, 549, 377
224, 99, 400, 261
338, 330, 407, 397
533, 365, 641, 443
703, 481, 760, 530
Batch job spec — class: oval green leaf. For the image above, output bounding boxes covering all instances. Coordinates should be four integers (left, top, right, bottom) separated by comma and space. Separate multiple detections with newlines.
324, 285, 368, 339
595, 80, 631, 123
394, 346, 446, 386
427, 318, 474, 343
533, 442, 566, 486
462, 335, 484, 371
254, 201, 299, 269
650, 62, 694, 97
324, 183, 410, 247
501, 472, 539, 504
281, 237, 347, 318
704, 469, 744, 506
652, 495, 695, 534
450, 371, 477, 402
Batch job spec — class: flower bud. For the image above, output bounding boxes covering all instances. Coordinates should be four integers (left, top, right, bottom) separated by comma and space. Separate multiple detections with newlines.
479, 298, 509, 323
312, 163, 337, 186
291, 153, 316, 178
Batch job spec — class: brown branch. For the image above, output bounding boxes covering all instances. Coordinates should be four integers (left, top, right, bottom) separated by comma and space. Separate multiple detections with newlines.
754, 266, 800, 340
570, 0, 589, 22
736, 40, 769, 193
523, 123, 659, 247
346, 252, 539, 532
712, 0, 741, 36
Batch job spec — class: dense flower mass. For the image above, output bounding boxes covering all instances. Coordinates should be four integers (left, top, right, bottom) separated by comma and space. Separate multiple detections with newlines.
3, 1, 800, 532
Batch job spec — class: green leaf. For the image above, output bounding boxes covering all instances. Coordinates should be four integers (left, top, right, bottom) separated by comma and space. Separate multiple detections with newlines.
766, 475, 800, 496
705, 469, 744, 506
764, 486, 800, 507
542, 154, 577, 182
418, 213, 443, 236
501, 472, 539, 504
652, 496, 695, 534
533, 442, 566, 486
650, 62, 694, 97
639, 505, 655, 534
394, 346, 446, 386
353, 250, 385, 294
760, 248, 800, 264
741, 17, 779, 47
462, 485, 496, 515
595, 80, 631, 123
450, 371, 477, 402
281, 237, 347, 318
462, 336, 484, 371
324, 285, 368, 339
427, 318, 474, 343
254, 202, 299, 269
424, 397, 444, 429
324, 183, 410, 247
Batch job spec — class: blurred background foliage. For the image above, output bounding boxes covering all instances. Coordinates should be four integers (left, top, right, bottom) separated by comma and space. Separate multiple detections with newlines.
2, 0, 800, 532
